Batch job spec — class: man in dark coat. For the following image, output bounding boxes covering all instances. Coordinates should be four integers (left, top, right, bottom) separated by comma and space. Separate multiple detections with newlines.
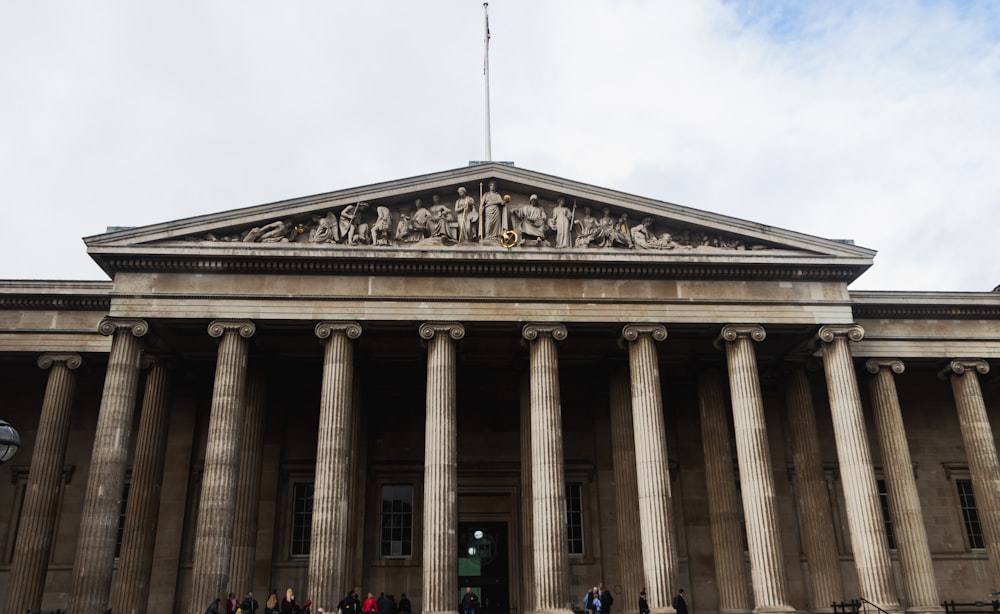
598, 583, 614, 614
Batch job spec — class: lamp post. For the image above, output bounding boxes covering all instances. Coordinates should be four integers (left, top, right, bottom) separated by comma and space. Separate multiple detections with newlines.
0, 420, 20, 463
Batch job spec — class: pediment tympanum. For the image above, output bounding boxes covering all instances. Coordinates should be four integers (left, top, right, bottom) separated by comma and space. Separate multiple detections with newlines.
85, 164, 875, 280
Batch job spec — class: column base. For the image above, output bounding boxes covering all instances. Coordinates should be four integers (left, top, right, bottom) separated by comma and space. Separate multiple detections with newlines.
650, 607, 677, 614
720, 609, 753, 614
906, 607, 945, 614
752, 606, 796, 614
533, 608, 576, 614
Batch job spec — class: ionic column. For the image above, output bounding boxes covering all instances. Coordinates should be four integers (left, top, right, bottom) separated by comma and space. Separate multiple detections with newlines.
4, 353, 82, 614
70, 318, 148, 614
309, 321, 362, 610
523, 323, 574, 614
519, 371, 536, 614
866, 359, 941, 614
816, 325, 899, 611
718, 325, 793, 613
941, 359, 1000, 586
230, 366, 268, 597
191, 320, 256, 611
696, 367, 752, 614
421, 322, 465, 614
113, 357, 173, 614
622, 324, 677, 614
783, 366, 844, 612
610, 367, 644, 614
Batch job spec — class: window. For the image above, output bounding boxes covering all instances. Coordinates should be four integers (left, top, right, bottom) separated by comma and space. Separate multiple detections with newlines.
877, 479, 896, 550
957, 479, 986, 549
116, 482, 130, 558
566, 482, 584, 556
381, 484, 413, 557
291, 483, 314, 556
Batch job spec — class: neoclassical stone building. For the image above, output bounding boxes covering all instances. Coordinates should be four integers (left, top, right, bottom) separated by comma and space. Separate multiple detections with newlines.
1, 164, 999, 614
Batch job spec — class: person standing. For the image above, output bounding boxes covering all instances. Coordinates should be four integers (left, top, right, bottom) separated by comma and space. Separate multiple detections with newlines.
461, 587, 480, 614
638, 590, 650, 614
398, 593, 411, 614
598, 583, 614, 614
362, 592, 379, 614
242, 592, 260, 614
672, 589, 688, 614
281, 589, 297, 614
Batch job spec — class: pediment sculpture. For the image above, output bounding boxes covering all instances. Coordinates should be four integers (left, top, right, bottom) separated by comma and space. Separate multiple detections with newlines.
196, 181, 767, 251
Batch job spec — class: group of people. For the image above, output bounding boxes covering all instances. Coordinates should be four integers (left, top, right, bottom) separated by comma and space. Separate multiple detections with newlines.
208, 588, 316, 614
336, 590, 413, 614
586, 584, 688, 614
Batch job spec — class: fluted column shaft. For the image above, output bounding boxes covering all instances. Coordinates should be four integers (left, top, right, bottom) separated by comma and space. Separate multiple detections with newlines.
519, 371, 536, 614
70, 318, 148, 614
817, 325, 899, 611
866, 360, 941, 613
231, 366, 268, 597
309, 322, 362, 610
697, 367, 752, 614
191, 320, 256, 611
719, 325, 792, 613
622, 324, 677, 614
4, 354, 82, 614
783, 367, 844, 612
945, 359, 1000, 586
523, 323, 573, 614
113, 358, 173, 614
610, 367, 644, 614
421, 323, 465, 614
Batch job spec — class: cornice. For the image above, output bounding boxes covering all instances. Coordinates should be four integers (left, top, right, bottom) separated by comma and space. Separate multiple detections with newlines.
92, 253, 866, 282
851, 291, 1000, 320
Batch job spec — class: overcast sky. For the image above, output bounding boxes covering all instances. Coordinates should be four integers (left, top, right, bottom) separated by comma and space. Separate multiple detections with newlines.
2, 1, 998, 291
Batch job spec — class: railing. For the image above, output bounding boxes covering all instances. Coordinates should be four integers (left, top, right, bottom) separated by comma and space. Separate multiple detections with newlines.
832, 598, 892, 614
942, 600, 1000, 614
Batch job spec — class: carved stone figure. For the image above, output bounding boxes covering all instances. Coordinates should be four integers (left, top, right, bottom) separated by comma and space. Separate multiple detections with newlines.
595, 208, 632, 248
309, 212, 340, 244
631, 217, 677, 250
512, 194, 549, 246
427, 202, 456, 240
481, 181, 506, 240
574, 207, 600, 247
371, 206, 392, 246
454, 187, 478, 242
550, 197, 573, 248
244, 219, 294, 243
339, 202, 370, 245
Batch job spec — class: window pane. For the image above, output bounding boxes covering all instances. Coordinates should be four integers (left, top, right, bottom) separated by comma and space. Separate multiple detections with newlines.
381, 484, 414, 558
877, 479, 896, 550
957, 479, 986, 549
566, 483, 584, 556
291, 483, 314, 556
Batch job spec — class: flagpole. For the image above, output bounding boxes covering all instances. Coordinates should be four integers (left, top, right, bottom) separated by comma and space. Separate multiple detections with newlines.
483, 2, 492, 162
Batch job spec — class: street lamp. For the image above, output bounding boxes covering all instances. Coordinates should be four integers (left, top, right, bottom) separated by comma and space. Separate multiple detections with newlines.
0, 420, 20, 463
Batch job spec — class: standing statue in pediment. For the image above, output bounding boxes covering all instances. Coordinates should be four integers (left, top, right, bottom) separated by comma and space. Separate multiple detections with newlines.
481, 181, 506, 240
454, 187, 478, 242
371, 206, 392, 246
340, 202, 370, 245
512, 194, 550, 246
309, 212, 340, 244
551, 197, 573, 248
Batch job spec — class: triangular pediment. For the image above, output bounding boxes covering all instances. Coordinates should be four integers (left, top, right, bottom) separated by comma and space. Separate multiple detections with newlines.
85, 164, 875, 281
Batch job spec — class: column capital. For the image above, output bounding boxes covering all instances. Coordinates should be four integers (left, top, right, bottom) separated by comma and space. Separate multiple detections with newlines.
522, 323, 567, 342
622, 323, 667, 343
717, 324, 765, 346
418, 322, 465, 341
37, 353, 83, 370
816, 324, 864, 343
865, 359, 905, 375
938, 359, 990, 379
98, 317, 149, 338
316, 320, 363, 340
207, 320, 256, 339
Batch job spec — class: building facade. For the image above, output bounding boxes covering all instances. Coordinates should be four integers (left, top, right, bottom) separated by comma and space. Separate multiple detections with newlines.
1, 164, 999, 614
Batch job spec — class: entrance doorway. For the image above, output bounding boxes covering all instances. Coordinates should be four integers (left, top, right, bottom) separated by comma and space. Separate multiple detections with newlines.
458, 521, 509, 614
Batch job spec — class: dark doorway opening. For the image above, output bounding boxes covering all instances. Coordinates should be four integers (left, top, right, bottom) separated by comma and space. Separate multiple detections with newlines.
458, 521, 509, 614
